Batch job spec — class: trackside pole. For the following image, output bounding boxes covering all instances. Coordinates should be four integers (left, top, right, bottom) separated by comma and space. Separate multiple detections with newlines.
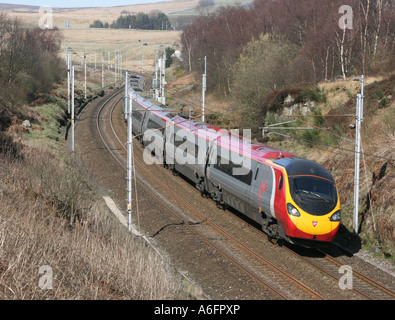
353, 93, 364, 235
353, 75, 364, 235
155, 50, 159, 100
202, 56, 207, 123
159, 50, 166, 105
127, 90, 133, 232
101, 52, 105, 88
71, 65, 75, 152
84, 52, 87, 100
124, 71, 129, 121
67, 50, 71, 115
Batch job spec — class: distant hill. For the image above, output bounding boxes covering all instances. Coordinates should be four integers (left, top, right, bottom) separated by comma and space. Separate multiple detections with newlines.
0, 1, 198, 28
0, 3, 40, 11
0, 0, 253, 28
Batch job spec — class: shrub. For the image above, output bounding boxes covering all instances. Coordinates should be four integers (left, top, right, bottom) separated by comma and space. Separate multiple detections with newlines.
0, 103, 12, 131
302, 128, 320, 147
0, 132, 23, 159
302, 85, 327, 104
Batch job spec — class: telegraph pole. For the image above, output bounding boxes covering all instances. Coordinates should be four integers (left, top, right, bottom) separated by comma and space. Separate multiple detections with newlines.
353, 75, 364, 235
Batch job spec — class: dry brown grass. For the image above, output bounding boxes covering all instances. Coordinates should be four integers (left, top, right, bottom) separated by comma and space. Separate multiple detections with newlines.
0, 147, 182, 299
61, 28, 181, 73
62, 28, 181, 45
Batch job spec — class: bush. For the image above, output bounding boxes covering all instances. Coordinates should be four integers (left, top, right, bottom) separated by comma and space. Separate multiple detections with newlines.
302, 128, 320, 147
0, 15, 64, 104
302, 85, 327, 104
0, 102, 12, 131
311, 107, 325, 127
24, 149, 93, 223
0, 132, 23, 159
231, 34, 299, 126
165, 47, 175, 68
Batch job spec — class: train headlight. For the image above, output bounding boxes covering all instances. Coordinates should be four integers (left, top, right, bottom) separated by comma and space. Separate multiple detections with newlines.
330, 210, 341, 221
287, 203, 300, 217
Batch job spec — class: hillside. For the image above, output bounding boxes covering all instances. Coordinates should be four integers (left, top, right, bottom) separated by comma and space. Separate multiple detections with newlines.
1, 1, 199, 28
0, 13, 188, 299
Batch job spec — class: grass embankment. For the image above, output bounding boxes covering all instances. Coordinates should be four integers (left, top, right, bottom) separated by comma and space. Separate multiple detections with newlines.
0, 82, 187, 299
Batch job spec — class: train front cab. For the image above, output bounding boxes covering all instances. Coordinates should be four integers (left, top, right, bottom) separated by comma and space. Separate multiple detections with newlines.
273, 157, 341, 247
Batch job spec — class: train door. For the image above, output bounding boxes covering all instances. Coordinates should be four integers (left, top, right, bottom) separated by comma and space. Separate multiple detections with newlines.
173, 129, 198, 181
249, 162, 276, 219
164, 123, 175, 170
273, 168, 286, 220
143, 115, 165, 164
131, 102, 144, 136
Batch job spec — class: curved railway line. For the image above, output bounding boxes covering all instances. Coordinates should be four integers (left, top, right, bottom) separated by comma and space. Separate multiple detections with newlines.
89, 87, 395, 300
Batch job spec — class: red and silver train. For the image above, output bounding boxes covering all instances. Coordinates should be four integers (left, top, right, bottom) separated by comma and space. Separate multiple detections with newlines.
125, 77, 341, 247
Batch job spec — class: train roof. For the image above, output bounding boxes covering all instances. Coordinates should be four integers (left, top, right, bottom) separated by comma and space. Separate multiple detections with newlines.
131, 92, 296, 164
168, 113, 296, 163
274, 157, 334, 181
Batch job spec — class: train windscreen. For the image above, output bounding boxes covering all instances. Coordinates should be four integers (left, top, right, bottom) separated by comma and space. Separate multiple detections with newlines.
288, 175, 337, 216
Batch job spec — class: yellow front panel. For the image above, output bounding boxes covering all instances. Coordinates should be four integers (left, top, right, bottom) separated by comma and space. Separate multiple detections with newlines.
285, 172, 341, 235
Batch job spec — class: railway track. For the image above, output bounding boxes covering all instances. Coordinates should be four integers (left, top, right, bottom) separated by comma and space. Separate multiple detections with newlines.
95, 90, 326, 300
93, 88, 395, 300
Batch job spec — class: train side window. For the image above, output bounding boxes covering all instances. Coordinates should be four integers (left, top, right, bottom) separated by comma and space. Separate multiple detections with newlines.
174, 136, 199, 158
132, 109, 142, 121
174, 135, 184, 148
147, 119, 164, 134
278, 174, 283, 190
214, 156, 252, 185
237, 168, 253, 185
